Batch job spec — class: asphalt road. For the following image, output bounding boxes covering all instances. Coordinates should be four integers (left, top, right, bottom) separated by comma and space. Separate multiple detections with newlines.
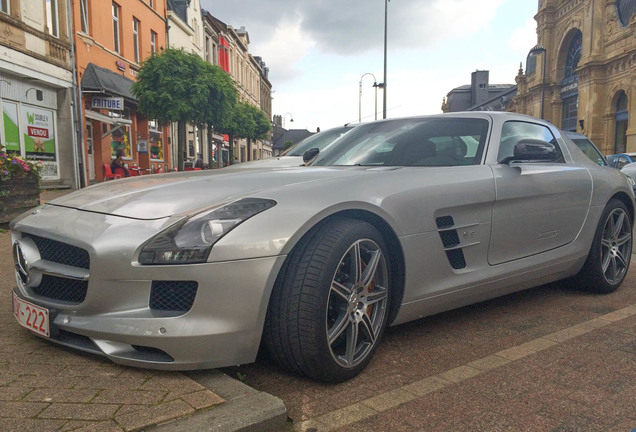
224, 271, 636, 431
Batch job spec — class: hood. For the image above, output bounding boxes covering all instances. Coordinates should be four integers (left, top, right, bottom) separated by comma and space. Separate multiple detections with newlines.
223, 156, 304, 169
49, 167, 360, 219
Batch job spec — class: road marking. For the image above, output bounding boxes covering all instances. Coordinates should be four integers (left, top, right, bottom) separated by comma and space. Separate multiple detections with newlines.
296, 304, 636, 431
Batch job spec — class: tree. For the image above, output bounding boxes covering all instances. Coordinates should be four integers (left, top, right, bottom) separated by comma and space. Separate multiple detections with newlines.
132, 48, 237, 170
219, 102, 271, 162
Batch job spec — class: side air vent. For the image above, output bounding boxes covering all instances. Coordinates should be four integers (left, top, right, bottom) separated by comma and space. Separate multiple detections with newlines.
435, 215, 477, 270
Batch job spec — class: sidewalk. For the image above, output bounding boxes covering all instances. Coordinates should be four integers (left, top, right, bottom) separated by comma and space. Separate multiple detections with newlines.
1, 188, 287, 432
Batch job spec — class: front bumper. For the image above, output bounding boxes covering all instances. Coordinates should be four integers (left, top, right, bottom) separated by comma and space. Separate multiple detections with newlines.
10, 205, 286, 370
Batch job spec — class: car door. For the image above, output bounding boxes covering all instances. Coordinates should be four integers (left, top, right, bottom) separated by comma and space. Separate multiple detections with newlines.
488, 120, 592, 265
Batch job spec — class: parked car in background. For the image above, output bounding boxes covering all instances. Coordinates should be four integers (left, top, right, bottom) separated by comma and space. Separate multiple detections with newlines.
10, 112, 634, 383
606, 153, 636, 169
226, 124, 356, 169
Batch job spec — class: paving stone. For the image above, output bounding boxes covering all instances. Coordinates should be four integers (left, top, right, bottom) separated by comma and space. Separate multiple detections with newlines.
23, 388, 98, 403
115, 399, 195, 432
92, 389, 166, 405
0, 401, 49, 418
37, 402, 120, 421
179, 389, 225, 409
0, 418, 66, 432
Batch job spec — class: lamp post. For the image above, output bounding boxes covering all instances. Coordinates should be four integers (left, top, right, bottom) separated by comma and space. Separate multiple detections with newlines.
283, 112, 294, 129
382, 0, 389, 119
529, 45, 547, 120
359, 73, 377, 122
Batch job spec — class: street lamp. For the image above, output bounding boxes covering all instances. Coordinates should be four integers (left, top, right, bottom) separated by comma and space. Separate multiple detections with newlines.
283, 112, 294, 129
529, 45, 547, 120
359, 73, 377, 122
382, 0, 389, 119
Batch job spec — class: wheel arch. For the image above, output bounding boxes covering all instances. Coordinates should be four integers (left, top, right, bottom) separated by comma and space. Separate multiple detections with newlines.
610, 191, 634, 223
270, 208, 406, 326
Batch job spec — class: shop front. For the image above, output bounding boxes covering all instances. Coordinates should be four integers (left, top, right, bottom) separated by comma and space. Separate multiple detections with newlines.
80, 63, 170, 182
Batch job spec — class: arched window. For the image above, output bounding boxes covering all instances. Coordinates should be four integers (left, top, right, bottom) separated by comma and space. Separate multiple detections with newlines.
561, 31, 582, 132
615, 91, 629, 153
617, 0, 636, 26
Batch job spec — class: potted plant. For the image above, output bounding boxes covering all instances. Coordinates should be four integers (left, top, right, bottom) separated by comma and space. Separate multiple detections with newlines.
0, 146, 43, 225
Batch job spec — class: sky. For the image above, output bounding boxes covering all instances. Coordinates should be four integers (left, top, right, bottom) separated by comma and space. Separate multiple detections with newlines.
200, 0, 539, 132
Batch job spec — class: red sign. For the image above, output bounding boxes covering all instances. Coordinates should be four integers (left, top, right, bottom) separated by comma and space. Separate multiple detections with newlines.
116, 60, 126, 71
28, 126, 49, 138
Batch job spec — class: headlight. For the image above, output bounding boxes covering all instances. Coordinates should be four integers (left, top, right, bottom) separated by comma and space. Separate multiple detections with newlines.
139, 198, 276, 265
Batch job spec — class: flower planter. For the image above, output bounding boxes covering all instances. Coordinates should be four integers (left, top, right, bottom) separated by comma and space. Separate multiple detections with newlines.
0, 176, 40, 224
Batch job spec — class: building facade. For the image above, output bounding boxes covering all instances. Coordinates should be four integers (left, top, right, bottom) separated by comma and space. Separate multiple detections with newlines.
512, 0, 636, 155
0, 0, 78, 188
73, 0, 170, 183
442, 70, 516, 113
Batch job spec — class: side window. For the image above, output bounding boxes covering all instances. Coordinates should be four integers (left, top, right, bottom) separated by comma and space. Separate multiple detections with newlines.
497, 121, 563, 163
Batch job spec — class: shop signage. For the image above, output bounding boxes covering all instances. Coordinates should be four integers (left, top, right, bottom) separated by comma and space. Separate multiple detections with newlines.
116, 60, 126, 71
560, 82, 578, 94
138, 139, 148, 153
92, 96, 124, 111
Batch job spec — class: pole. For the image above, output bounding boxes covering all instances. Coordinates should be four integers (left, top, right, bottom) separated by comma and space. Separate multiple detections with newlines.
358, 80, 362, 123
540, 51, 546, 120
383, 0, 388, 119
374, 84, 378, 121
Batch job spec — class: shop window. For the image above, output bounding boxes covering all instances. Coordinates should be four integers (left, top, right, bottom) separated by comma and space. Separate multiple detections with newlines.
615, 91, 629, 153
2, 101, 20, 153
46, 0, 59, 37
110, 110, 131, 158
149, 119, 164, 161
112, 2, 121, 54
80, 0, 89, 34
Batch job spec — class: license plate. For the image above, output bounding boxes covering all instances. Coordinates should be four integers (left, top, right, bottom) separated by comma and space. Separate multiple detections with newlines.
13, 292, 50, 338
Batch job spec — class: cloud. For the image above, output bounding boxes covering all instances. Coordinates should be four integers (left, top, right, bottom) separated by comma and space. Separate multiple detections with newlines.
202, 0, 510, 82
508, 17, 538, 57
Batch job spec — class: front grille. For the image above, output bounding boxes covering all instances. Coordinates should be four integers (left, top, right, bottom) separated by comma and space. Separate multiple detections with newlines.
26, 234, 90, 270
150, 281, 198, 313
32, 275, 88, 303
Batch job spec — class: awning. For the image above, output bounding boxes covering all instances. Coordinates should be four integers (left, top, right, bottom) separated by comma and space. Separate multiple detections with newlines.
81, 63, 137, 102
85, 109, 132, 125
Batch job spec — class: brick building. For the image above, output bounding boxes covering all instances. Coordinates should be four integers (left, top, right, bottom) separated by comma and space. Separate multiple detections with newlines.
72, 0, 170, 183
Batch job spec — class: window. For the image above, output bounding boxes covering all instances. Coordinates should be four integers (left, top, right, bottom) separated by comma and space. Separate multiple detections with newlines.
150, 30, 157, 54
498, 121, 562, 163
133, 18, 140, 63
80, 0, 89, 33
46, 0, 59, 37
110, 109, 131, 158
149, 0, 154, 9
1, 0, 9, 14
149, 119, 164, 161
112, 2, 120, 54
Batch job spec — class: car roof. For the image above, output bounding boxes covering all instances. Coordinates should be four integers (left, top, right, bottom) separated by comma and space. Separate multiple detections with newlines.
563, 131, 589, 140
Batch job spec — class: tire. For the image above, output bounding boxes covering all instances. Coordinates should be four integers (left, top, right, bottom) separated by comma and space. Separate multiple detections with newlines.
575, 199, 632, 293
264, 218, 392, 382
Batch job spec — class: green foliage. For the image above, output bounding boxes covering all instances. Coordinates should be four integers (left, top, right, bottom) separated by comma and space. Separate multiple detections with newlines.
284, 140, 294, 150
132, 48, 237, 125
219, 101, 271, 141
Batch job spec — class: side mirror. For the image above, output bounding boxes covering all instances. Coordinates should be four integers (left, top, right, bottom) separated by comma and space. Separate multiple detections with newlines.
512, 139, 559, 163
303, 147, 320, 164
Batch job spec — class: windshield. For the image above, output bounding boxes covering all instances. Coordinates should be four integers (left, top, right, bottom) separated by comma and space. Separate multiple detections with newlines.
283, 126, 353, 156
571, 138, 607, 166
312, 117, 489, 167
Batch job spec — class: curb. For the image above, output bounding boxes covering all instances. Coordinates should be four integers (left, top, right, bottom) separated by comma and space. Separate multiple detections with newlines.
150, 370, 288, 432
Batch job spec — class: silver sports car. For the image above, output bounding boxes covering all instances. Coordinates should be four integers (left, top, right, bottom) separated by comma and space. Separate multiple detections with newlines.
10, 112, 634, 383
